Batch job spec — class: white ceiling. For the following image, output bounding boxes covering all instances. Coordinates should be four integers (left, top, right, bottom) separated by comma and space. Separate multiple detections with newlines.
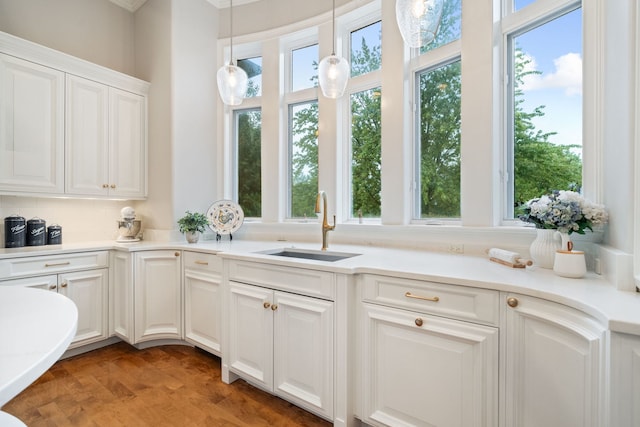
108, 0, 261, 12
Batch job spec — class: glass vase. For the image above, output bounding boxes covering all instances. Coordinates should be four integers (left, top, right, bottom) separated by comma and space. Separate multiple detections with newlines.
529, 229, 561, 269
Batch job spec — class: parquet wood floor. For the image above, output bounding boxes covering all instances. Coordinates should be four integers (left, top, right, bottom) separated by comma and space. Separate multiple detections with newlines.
3, 342, 333, 427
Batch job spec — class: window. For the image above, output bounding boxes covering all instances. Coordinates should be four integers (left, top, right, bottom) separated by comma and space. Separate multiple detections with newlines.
348, 19, 382, 219
235, 108, 262, 217
420, 0, 461, 53
238, 57, 262, 97
350, 21, 381, 77
351, 88, 382, 218
506, 6, 583, 217
291, 44, 318, 91
413, 0, 462, 220
415, 61, 461, 218
289, 101, 318, 218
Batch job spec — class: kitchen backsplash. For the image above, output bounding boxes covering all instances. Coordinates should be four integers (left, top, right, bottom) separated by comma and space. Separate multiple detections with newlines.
0, 196, 139, 245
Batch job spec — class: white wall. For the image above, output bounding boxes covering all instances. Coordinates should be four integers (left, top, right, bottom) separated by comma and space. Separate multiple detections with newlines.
0, 0, 136, 76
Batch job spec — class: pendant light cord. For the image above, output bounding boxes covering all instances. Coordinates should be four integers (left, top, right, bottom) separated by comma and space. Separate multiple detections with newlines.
229, 0, 234, 66
331, 0, 336, 56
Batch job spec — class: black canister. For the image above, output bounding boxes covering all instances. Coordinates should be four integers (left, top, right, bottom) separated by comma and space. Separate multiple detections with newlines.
26, 217, 46, 246
47, 224, 62, 245
4, 215, 26, 248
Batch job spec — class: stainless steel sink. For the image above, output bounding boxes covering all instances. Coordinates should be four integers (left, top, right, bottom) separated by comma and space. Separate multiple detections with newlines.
259, 248, 360, 262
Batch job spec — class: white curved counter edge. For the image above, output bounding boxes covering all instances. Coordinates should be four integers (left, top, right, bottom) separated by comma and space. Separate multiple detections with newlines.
0, 287, 78, 423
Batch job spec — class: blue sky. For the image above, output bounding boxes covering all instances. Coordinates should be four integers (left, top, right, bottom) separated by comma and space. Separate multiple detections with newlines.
516, 8, 583, 149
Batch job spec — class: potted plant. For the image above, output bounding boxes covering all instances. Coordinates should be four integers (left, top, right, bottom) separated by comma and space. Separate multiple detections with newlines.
177, 211, 209, 243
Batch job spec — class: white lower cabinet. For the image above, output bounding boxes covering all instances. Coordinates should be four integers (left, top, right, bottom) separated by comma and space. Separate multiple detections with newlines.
0, 252, 109, 349
183, 251, 222, 354
134, 250, 182, 343
610, 332, 640, 427
110, 250, 134, 342
59, 269, 109, 348
361, 303, 498, 427
229, 280, 334, 420
503, 293, 606, 427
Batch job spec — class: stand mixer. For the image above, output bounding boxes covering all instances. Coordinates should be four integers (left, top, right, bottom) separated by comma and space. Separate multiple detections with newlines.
116, 207, 141, 242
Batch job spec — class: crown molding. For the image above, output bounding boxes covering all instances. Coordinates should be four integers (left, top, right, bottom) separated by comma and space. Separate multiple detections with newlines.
206, 0, 262, 8
108, 0, 147, 12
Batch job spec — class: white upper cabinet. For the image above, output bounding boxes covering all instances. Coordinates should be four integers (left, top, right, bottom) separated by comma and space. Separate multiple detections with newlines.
65, 75, 109, 196
0, 31, 149, 199
108, 88, 146, 198
66, 75, 147, 198
0, 53, 65, 194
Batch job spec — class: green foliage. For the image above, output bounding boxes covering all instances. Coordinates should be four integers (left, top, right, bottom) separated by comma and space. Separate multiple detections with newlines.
513, 49, 582, 208
418, 62, 462, 218
290, 102, 319, 218
177, 211, 209, 233
237, 109, 262, 217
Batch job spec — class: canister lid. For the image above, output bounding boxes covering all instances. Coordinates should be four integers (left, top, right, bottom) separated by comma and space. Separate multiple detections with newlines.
48, 224, 62, 230
4, 214, 25, 221
27, 217, 46, 224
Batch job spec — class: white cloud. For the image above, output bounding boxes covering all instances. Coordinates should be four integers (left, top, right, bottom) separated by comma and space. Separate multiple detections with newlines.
521, 52, 582, 96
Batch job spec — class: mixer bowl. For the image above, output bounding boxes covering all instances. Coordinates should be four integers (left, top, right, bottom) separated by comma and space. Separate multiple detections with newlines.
117, 219, 141, 241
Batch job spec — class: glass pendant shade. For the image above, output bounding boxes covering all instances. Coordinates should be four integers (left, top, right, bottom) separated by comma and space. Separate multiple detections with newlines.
318, 54, 350, 99
396, 0, 444, 48
217, 63, 248, 106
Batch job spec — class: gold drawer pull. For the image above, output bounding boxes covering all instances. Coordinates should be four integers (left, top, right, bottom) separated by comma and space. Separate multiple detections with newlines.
263, 302, 271, 309
405, 292, 439, 302
507, 297, 519, 308
271, 304, 278, 311
45, 261, 71, 267
195, 260, 209, 265
415, 318, 423, 327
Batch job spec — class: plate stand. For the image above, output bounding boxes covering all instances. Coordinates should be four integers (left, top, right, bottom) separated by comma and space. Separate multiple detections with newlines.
216, 233, 233, 242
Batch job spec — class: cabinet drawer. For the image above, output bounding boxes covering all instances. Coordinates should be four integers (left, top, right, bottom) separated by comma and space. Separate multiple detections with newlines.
183, 251, 222, 275
228, 260, 335, 300
360, 274, 499, 325
0, 251, 109, 280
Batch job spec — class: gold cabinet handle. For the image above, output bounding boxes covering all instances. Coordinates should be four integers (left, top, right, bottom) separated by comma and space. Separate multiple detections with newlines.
45, 261, 70, 267
110, 184, 116, 189
174, 252, 180, 257
415, 318, 423, 327
102, 184, 109, 188
263, 302, 271, 309
271, 304, 278, 311
507, 297, 519, 308
60, 282, 68, 288
405, 292, 440, 302
194, 260, 209, 265
48, 284, 57, 290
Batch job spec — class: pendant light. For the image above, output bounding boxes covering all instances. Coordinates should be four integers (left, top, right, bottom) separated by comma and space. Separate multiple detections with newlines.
217, 0, 248, 105
318, 0, 350, 99
396, 0, 444, 48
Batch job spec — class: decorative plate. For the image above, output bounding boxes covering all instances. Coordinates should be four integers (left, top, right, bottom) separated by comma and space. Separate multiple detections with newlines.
207, 200, 244, 235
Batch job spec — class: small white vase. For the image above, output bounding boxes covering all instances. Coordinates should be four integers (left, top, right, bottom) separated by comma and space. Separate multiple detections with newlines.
185, 231, 200, 244
530, 229, 561, 269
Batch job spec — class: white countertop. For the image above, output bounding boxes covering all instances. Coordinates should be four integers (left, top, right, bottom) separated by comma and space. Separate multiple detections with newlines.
2, 238, 640, 334
0, 287, 78, 407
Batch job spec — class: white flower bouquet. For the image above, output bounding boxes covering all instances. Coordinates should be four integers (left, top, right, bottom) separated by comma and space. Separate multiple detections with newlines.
518, 190, 608, 234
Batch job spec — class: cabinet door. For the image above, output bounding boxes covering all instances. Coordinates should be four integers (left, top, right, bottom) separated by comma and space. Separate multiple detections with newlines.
362, 303, 498, 427
65, 74, 109, 195
504, 294, 606, 427
59, 268, 108, 348
110, 251, 133, 342
184, 269, 221, 354
134, 251, 182, 343
273, 291, 334, 419
109, 88, 146, 198
0, 53, 64, 193
610, 332, 640, 427
0, 274, 58, 291
228, 281, 273, 390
